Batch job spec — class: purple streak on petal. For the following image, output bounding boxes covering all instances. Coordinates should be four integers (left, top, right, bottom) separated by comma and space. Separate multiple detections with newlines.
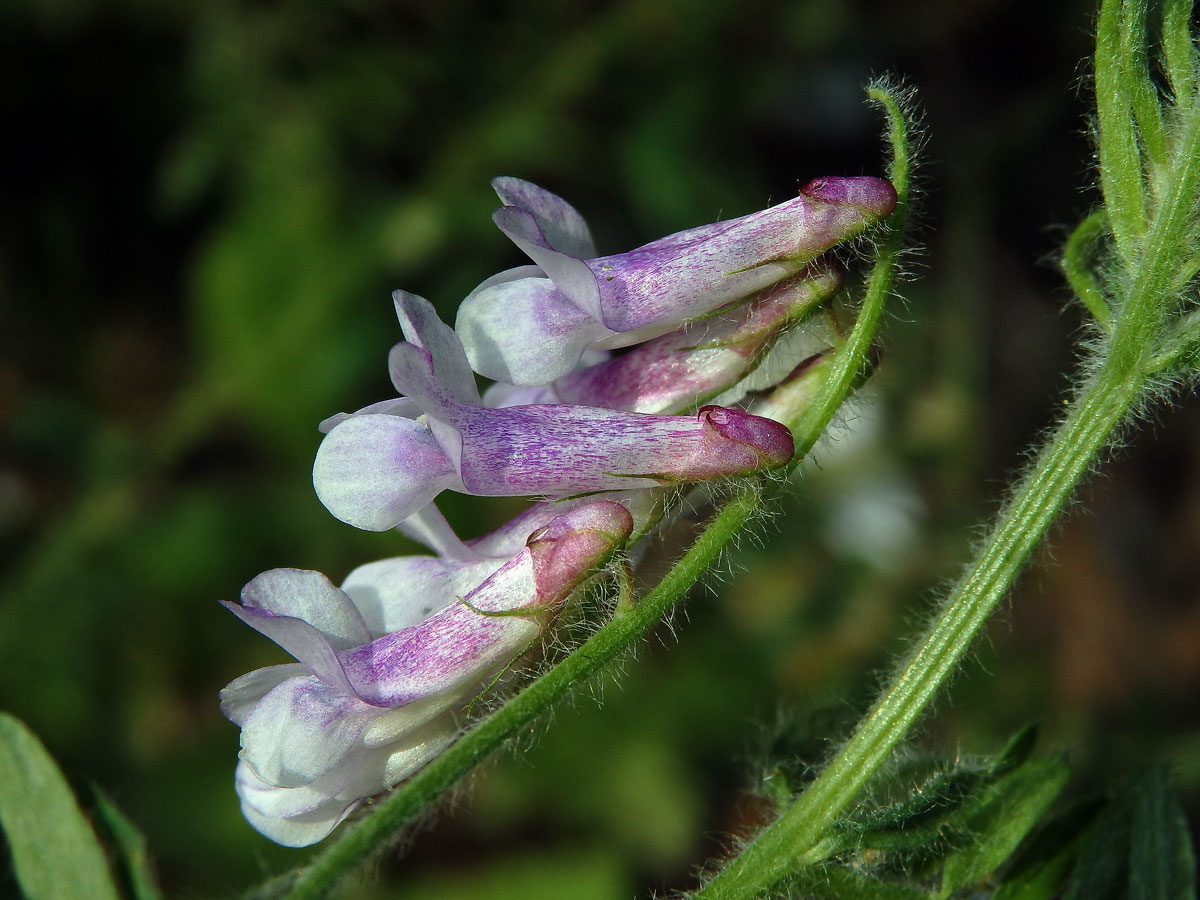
339, 589, 540, 707
554, 265, 841, 413
492, 177, 597, 258
313, 414, 462, 531
494, 178, 895, 336
340, 502, 629, 707
448, 402, 793, 495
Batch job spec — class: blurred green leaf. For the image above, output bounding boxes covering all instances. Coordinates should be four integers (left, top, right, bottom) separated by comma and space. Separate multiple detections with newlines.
381, 847, 629, 900
784, 864, 931, 900
1063, 767, 1197, 900
938, 752, 1070, 895
993, 797, 1104, 900
0, 713, 120, 900
91, 786, 164, 900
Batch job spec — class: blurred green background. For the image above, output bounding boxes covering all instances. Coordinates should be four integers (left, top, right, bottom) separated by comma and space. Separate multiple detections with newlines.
3, 0, 1199, 896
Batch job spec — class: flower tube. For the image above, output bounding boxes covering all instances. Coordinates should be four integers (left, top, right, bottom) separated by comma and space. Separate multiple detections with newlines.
456, 176, 896, 385
313, 292, 794, 531
221, 500, 633, 846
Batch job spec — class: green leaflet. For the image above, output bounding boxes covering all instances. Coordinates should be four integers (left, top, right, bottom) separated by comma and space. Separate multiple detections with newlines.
936, 753, 1070, 896
91, 786, 164, 900
0, 713, 121, 900
1063, 767, 1197, 900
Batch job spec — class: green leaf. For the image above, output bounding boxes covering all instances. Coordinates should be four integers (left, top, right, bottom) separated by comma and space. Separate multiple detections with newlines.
1095, 0, 1149, 267
1162, 0, 1198, 113
91, 786, 164, 900
1128, 767, 1196, 900
986, 723, 1041, 776
1119, 0, 1167, 172
1064, 767, 1197, 900
1062, 211, 1113, 329
783, 865, 932, 900
938, 753, 1070, 895
0, 713, 121, 900
993, 797, 1104, 900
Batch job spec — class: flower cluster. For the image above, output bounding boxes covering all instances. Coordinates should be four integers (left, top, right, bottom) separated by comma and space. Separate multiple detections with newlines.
222, 175, 895, 846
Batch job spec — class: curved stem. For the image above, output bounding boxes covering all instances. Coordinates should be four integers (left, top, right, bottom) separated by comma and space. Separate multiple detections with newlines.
787, 83, 911, 460
693, 359, 1140, 899
277, 482, 762, 900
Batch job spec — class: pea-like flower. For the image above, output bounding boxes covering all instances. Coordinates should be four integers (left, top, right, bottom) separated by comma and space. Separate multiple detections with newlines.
312, 292, 794, 531
220, 500, 633, 846
456, 176, 896, 385
485, 262, 842, 414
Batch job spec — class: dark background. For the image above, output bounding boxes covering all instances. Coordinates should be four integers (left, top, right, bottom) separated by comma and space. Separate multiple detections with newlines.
3, 0, 1198, 896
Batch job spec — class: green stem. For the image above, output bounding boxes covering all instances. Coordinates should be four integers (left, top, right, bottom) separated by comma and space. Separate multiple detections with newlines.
787, 83, 911, 460
277, 482, 762, 900
693, 356, 1141, 900
693, 13, 1200, 896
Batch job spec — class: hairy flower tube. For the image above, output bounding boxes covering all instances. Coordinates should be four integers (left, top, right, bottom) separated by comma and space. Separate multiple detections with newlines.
220, 500, 633, 846
456, 176, 896, 385
313, 291, 794, 531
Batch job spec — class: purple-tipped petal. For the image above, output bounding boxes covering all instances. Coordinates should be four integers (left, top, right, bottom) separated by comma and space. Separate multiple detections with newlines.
800, 175, 897, 216
313, 414, 462, 531
697, 405, 794, 469
492, 177, 597, 258
338, 501, 630, 707
525, 500, 633, 601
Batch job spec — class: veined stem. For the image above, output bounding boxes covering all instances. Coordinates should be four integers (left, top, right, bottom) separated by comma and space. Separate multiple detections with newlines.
693, 355, 1141, 900
693, 7, 1200, 890
277, 482, 762, 900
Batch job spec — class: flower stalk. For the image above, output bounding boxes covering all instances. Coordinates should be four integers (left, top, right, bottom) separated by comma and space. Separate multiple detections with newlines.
256, 108, 906, 900
692, 2, 1200, 896
276, 482, 763, 900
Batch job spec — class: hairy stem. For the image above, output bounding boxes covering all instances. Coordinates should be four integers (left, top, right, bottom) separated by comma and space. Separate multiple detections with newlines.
693, 2, 1200, 891
693, 357, 1141, 899
276, 482, 762, 900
